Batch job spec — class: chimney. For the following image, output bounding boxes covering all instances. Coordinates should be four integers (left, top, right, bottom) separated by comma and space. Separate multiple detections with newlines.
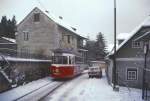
59, 16, 63, 19
45, 10, 49, 14
71, 27, 77, 31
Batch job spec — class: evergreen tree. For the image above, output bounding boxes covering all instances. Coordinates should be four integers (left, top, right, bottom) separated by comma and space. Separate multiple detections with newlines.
0, 16, 16, 39
11, 16, 17, 38
1, 16, 7, 37
85, 40, 96, 61
7, 19, 12, 38
85, 32, 107, 61
95, 32, 107, 60
0, 23, 2, 37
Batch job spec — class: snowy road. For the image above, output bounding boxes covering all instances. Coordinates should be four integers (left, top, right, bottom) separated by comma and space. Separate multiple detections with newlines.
42, 70, 143, 101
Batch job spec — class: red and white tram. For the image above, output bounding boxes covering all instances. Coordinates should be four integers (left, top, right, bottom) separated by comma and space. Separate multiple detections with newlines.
50, 49, 85, 79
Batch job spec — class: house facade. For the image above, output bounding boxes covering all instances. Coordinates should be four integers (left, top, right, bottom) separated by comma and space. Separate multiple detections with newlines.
107, 17, 150, 88
17, 7, 87, 59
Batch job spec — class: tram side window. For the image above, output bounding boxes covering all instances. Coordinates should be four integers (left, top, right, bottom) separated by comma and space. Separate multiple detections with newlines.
62, 56, 67, 64
52, 56, 61, 64
52, 56, 68, 64
72, 57, 75, 64
69, 56, 71, 64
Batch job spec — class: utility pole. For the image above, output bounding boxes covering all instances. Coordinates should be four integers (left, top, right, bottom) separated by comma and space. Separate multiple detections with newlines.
142, 43, 148, 99
113, 0, 117, 90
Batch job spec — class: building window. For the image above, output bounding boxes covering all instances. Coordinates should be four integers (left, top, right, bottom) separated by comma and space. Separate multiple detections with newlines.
127, 68, 137, 80
149, 40, 150, 49
67, 35, 71, 43
23, 31, 29, 41
34, 13, 40, 22
132, 41, 142, 48
21, 47, 30, 58
62, 34, 64, 41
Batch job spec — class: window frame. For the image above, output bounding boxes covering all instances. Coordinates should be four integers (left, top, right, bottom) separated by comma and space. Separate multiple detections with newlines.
126, 68, 138, 81
23, 31, 29, 41
67, 35, 71, 44
149, 40, 150, 50
34, 13, 40, 22
132, 41, 143, 48
21, 46, 30, 57
62, 34, 64, 41
52, 56, 68, 64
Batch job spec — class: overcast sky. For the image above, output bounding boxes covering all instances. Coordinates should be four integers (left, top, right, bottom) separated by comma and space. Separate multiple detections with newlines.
0, 0, 150, 46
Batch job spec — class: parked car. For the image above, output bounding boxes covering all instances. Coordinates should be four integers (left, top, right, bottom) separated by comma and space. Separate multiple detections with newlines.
88, 66, 102, 78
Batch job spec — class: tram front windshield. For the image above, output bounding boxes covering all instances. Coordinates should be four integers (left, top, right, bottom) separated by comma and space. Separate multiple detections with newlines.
52, 56, 68, 64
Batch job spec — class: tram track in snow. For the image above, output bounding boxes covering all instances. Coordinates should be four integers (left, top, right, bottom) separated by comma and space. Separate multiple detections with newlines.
39, 72, 87, 101
0, 77, 64, 101
14, 81, 55, 100
0, 73, 86, 101
40, 73, 87, 101
17, 74, 85, 101
17, 81, 65, 101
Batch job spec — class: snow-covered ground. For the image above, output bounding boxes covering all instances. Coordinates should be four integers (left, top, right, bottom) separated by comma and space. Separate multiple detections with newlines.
0, 69, 144, 101
119, 87, 143, 101
43, 70, 144, 101
0, 77, 53, 101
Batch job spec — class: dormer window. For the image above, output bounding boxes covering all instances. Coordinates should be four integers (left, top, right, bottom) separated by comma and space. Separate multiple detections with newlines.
132, 41, 142, 48
34, 13, 40, 22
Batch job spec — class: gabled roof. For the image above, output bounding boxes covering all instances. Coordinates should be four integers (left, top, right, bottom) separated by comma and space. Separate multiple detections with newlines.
53, 48, 81, 57
117, 33, 131, 40
0, 56, 51, 62
109, 16, 150, 56
0, 37, 16, 44
2, 37, 16, 43
134, 30, 150, 41
18, 7, 86, 39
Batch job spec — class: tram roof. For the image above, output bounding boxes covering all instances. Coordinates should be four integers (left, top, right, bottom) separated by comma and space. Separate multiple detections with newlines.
53, 48, 81, 56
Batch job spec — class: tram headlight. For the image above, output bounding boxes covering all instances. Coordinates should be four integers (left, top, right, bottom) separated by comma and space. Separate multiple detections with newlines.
55, 68, 59, 73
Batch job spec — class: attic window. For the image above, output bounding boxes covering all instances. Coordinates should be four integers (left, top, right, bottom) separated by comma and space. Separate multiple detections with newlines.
132, 41, 142, 48
34, 13, 40, 22
67, 35, 71, 43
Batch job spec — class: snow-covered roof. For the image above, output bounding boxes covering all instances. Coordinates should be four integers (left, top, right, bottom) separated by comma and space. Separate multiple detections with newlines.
134, 30, 150, 41
106, 44, 119, 52
143, 16, 150, 26
117, 33, 131, 40
18, 7, 86, 39
2, 37, 16, 43
109, 16, 150, 56
42, 8, 86, 39
0, 56, 51, 62
90, 61, 105, 63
